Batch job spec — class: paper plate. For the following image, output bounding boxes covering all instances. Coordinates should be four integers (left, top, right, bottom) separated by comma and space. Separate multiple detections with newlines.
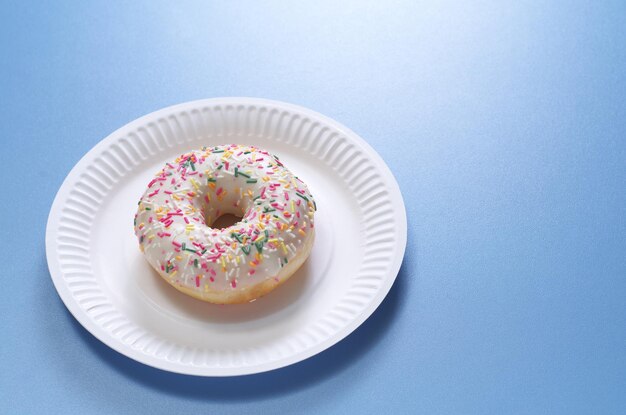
46, 98, 406, 376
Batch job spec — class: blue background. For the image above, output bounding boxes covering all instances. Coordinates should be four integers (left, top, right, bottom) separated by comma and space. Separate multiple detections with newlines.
1, 1, 625, 413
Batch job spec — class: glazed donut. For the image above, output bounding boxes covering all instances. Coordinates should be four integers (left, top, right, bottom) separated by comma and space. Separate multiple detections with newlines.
134, 144, 316, 304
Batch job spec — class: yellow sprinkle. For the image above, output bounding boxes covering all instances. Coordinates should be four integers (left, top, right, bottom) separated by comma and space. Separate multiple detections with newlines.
268, 238, 278, 243
247, 189, 253, 197
291, 200, 295, 213
208, 182, 216, 190
175, 255, 182, 261
204, 284, 209, 292
190, 178, 200, 191
258, 222, 265, 230
262, 176, 270, 182
236, 256, 241, 264
249, 261, 256, 267
221, 256, 226, 268
281, 242, 288, 255
228, 254, 233, 261
170, 270, 177, 277
298, 229, 306, 236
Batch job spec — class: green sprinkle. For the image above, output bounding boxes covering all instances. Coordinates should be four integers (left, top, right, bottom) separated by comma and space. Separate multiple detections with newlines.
255, 241, 264, 253
237, 171, 251, 179
234, 167, 239, 177
145, 207, 151, 211
212, 149, 225, 153
217, 164, 223, 170
241, 245, 251, 255
246, 179, 257, 183
231, 233, 243, 243
295, 192, 309, 202
194, 259, 198, 267
207, 177, 216, 183
253, 196, 261, 201
190, 161, 196, 171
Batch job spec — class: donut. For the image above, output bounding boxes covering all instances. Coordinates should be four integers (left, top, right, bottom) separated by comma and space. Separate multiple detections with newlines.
133, 144, 316, 304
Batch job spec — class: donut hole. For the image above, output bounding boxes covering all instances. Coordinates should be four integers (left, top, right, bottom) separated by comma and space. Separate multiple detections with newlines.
210, 213, 243, 230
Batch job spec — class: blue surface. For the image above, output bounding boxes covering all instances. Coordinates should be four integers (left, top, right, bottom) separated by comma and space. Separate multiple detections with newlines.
1, 1, 625, 413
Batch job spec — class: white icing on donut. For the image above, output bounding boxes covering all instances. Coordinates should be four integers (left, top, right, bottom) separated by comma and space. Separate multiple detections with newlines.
134, 144, 316, 299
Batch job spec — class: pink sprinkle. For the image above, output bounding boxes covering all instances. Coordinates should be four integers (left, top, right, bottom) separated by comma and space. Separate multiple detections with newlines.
148, 189, 160, 198
148, 179, 157, 188
231, 280, 237, 288
216, 187, 223, 196
172, 241, 182, 248
209, 269, 216, 276
224, 161, 229, 171
249, 269, 255, 275
184, 217, 189, 224
148, 217, 153, 223
284, 191, 289, 200
210, 276, 215, 282
164, 190, 172, 194
196, 276, 200, 287
260, 187, 266, 198
162, 232, 171, 237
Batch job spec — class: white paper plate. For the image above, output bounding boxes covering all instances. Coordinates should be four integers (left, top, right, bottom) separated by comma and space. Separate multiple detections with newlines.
46, 98, 406, 376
